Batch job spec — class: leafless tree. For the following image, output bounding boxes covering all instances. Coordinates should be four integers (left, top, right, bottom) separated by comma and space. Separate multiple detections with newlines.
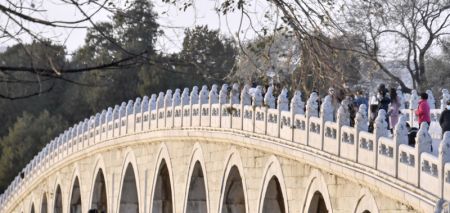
341, 0, 450, 92
166, 0, 450, 92
0, 0, 151, 99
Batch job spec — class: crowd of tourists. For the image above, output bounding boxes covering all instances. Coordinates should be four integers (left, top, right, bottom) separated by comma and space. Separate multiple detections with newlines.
312, 84, 449, 143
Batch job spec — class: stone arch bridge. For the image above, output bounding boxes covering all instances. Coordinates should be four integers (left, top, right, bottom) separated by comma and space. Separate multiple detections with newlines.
1, 84, 449, 213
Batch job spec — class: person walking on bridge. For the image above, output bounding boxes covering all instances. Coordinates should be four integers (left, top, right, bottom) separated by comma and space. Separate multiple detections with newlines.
388, 88, 401, 132
416, 92, 431, 127
377, 84, 390, 129
439, 100, 450, 133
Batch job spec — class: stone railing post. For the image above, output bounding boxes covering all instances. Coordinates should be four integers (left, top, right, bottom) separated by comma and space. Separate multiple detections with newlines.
416, 122, 433, 187
99, 110, 106, 142
291, 90, 304, 117
393, 115, 408, 177
305, 92, 319, 147
118, 102, 126, 135
82, 118, 89, 148
156, 92, 164, 128
219, 84, 229, 128
171, 88, 180, 128
199, 85, 209, 126
426, 90, 436, 109
181, 88, 190, 127
189, 86, 199, 127
239, 85, 251, 130
228, 83, 240, 129
336, 99, 350, 156
207, 84, 219, 127
141, 96, 149, 130
249, 86, 263, 133
125, 100, 133, 134
133, 97, 142, 132
374, 109, 389, 170
321, 96, 334, 122
277, 88, 289, 138
164, 89, 173, 128
149, 94, 156, 129
355, 104, 368, 163
439, 132, 450, 198
230, 83, 240, 105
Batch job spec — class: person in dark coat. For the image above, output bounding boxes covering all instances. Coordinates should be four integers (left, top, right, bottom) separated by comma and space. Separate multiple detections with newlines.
377, 84, 391, 128
406, 123, 418, 147
440, 100, 450, 133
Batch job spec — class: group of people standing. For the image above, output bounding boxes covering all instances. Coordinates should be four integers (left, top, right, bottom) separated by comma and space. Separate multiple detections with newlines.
248, 83, 448, 137
366, 84, 450, 138
313, 83, 449, 138
367, 84, 402, 132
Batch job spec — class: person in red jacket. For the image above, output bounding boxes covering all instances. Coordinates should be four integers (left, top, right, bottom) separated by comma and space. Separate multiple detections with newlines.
416, 92, 431, 127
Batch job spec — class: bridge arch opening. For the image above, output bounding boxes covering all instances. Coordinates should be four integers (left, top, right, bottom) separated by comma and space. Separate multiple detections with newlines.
307, 191, 328, 213
41, 193, 47, 213
221, 165, 245, 213
70, 177, 82, 213
119, 163, 139, 213
91, 169, 107, 212
186, 161, 207, 213
54, 185, 63, 213
30, 203, 35, 213
353, 189, 379, 213
262, 176, 285, 213
152, 159, 173, 213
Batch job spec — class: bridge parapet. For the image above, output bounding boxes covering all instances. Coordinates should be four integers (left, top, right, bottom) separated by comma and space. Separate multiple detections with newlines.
0, 84, 449, 212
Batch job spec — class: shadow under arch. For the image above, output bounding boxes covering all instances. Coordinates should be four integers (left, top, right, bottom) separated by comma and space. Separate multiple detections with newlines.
91, 168, 108, 212
69, 177, 82, 213
307, 191, 328, 213
118, 162, 140, 213
262, 176, 285, 213
151, 159, 173, 213
258, 156, 289, 213
41, 193, 48, 213
302, 170, 333, 213
54, 185, 63, 213
219, 149, 248, 213
353, 188, 379, 213
186, 161, 208, 213
89, 155, 109, 213
30, 203, 35, 213
183, 143, 209, 213
222, 166, 246, 213
149, 143, 175, 213
116, 148, 141, 213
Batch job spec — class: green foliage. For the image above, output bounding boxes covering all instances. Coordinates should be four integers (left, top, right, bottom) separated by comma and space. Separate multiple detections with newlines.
0, 111, 68, 192
137, 26, 237, 94
178, 26, 237, 85
71, 0, 161, 111
0, 41, 66, 98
